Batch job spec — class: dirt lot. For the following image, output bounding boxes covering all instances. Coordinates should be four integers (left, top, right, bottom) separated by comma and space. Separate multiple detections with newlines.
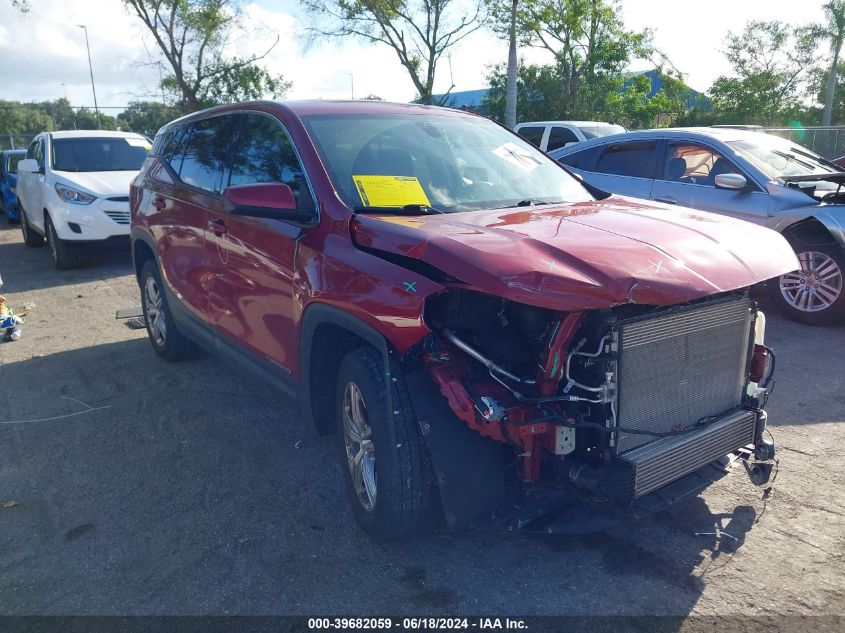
0, 221, 843, 621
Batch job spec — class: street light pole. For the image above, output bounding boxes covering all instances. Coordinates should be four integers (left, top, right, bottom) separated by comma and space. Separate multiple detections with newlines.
77, 24, 101, 129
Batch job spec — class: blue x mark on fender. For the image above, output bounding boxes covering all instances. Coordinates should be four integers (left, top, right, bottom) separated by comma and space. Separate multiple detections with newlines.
403, 281, 417, 293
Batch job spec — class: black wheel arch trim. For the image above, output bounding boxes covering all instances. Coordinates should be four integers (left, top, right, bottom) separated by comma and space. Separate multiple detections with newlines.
300, 301, 510, 529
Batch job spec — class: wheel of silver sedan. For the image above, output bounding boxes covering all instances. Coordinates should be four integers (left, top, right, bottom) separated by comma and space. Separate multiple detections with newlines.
779, 251, 843, 313
144, 276, 167, 346
342, 381, 377, 512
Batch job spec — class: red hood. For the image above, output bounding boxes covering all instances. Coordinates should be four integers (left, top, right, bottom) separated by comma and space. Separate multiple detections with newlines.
350, 196, 799, 311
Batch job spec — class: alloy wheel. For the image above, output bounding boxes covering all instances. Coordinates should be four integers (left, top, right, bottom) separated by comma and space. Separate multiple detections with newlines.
779, 251, 843, 313
143, 276, 167, 346
342, 381, 377, 512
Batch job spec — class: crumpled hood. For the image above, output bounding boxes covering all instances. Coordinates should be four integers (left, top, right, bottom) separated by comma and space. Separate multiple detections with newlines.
53, 170, 138, 197
351, 196, 800, 311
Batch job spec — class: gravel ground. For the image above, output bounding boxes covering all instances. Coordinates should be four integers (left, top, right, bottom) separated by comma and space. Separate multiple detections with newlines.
0, 222, 843, 620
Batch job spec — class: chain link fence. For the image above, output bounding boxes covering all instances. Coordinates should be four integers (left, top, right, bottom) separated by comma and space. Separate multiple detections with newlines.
763, 126, 845, 160
1, 133, 37, 152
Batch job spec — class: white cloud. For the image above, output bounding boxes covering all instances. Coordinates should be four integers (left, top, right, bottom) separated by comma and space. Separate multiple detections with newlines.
0, 0, 829, 114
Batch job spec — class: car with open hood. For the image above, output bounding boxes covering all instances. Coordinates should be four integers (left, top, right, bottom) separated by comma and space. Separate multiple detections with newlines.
130, 101, 797, 540
551, 128, 845, 325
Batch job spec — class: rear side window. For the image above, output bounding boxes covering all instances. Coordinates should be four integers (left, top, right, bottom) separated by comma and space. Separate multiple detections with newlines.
179, 116, 238, 193
558, 145, 603, 171
517, 126, 545, 148
547, 126, 579, 151
595, 142, 658, 179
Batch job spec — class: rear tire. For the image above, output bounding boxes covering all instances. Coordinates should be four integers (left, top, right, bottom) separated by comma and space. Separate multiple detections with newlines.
768, 243, 845, 326
139, 260, 193, 361
20, 206, 44, 247
336, 346, 437, 541
45, 215, 79, 270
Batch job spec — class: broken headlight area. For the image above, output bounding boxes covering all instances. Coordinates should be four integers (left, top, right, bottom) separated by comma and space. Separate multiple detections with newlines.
414, 289, 777, 505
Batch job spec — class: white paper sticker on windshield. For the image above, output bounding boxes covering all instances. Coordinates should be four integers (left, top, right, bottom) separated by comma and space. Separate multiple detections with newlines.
126, 138, 152, 149
492, 142, 541, 172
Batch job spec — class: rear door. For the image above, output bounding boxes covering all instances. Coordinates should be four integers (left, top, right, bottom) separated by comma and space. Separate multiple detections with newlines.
205, 111, 317, 374
147, 115, 239, 327
580, 140, 660, 199
650, 140, 770, 224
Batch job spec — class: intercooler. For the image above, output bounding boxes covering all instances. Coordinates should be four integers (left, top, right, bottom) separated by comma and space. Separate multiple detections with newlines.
612, 296, 757, 498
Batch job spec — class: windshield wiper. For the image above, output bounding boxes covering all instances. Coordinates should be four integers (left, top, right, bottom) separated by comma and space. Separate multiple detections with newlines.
496, 199, 559, 209
353, 204, 445, 215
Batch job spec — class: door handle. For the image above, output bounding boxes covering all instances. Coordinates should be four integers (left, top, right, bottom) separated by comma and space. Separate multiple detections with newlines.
207, 218, 228, 235
152, 197, 166, 210
655, 196, 677, 205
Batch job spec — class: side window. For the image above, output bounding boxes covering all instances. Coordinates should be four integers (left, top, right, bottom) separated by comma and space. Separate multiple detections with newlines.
228, 113, 313, 213
26, 139, 38, 160
558, 145, 603, 171
546, 126, 579, 151
516, 126, 545, 148
595, 142, 658, 179
663, 142, 742, 186
179, 117, 237, 193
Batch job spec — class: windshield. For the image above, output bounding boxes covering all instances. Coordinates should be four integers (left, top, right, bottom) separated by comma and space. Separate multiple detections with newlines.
302, 112, 593, 213
5, 152, 25, 174
51, 137, 151, 172
578, 123, 626, 139
727, 137, 838, 179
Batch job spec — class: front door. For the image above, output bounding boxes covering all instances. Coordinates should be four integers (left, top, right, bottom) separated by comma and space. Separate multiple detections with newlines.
650, 141, 770, 225
204, 112, 317, 374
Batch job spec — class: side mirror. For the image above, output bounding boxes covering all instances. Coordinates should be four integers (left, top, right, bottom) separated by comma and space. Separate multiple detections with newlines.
223, 183, 311, 221
714, 173, 748, 190
17, 159, 40, 174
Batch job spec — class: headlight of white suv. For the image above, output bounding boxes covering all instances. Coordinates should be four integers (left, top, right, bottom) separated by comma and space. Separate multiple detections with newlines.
55, 183, 96, 205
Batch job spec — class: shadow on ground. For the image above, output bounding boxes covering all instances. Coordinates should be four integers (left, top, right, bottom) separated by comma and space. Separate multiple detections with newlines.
0, 337, 763, 618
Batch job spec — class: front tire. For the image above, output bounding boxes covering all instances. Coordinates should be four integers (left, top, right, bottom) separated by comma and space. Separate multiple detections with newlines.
769, 244, 845, 326
20, 206, 44, 247
139, 260, 193, 361
336, 347, 437, 541
45, 215, 79, 270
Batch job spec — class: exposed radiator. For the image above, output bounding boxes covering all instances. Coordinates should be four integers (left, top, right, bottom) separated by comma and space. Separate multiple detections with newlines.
620, 409, 757, 498
614, 297, 754, 454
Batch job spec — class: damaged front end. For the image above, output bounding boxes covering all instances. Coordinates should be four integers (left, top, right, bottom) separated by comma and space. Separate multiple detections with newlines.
404, 288, 777, 529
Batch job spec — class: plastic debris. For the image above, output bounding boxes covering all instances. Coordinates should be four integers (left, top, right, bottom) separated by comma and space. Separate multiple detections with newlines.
0, 275, 25, 342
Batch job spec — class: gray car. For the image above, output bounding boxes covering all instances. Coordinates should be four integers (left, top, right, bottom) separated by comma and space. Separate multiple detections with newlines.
550, 128, 845, 325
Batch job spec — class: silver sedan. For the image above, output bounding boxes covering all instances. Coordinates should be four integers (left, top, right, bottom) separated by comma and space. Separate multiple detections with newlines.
551, 128, 845, 325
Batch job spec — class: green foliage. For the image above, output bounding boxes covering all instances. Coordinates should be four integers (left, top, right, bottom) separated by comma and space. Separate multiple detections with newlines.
124, 0, 290, 112
509, 0, 660, 117
707, 20, 819, 126
484, 63, 692, 129
302, 0, 487, 105
117, 101, 182, 137
0, 99, 119, 143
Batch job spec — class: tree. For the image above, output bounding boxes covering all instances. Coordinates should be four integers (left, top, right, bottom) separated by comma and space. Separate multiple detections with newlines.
487, 1, 521, 128
117, 101, 182, 137
821, 1, 845, 126
512, 0, 657, 118
709, 21, 818, 126
302, 1, 487, 105
484, 61, 569, 122
124, 0, 290, 113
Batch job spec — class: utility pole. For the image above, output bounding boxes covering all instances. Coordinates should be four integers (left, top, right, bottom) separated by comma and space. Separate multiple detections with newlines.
78, 24, 101, 129
349, 73, 354, 100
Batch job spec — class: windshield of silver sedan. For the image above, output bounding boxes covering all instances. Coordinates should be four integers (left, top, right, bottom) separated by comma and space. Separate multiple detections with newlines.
302, 112, 593, 213
727, 137, 839, 180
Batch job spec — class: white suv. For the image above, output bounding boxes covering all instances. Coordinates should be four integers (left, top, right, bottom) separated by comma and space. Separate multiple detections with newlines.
514, 121, 626, 152
17, 130, 151, 269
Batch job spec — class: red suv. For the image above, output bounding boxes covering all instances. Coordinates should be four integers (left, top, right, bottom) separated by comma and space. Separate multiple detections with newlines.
130, 101, 796, 540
